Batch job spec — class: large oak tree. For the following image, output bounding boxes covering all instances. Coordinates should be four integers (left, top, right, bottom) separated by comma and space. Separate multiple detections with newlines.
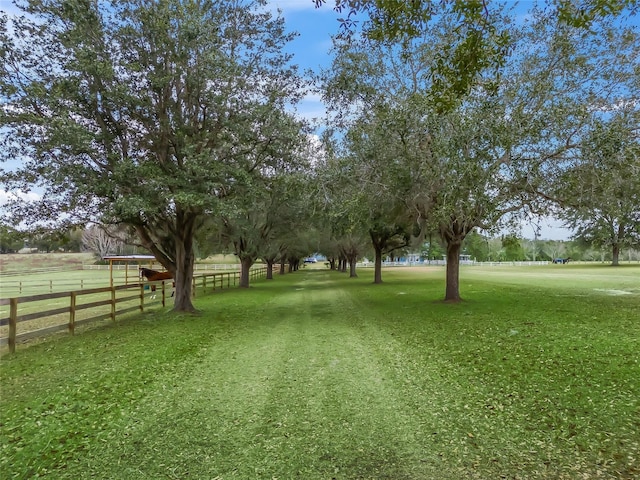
558, 114, 640, 265
321, 6, 638, 301
0, 0, 303, 311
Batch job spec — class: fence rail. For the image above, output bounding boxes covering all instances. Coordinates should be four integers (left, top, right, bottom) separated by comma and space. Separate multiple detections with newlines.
0, 264, 265, 296
0, 267, 268, 354
357, 260, 552, 267
82, 263, 243, 271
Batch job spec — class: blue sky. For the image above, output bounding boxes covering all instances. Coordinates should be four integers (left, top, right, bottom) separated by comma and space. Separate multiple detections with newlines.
269, 0, 343, 122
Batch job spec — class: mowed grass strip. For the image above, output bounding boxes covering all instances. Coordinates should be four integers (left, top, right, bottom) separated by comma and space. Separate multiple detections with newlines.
1, 266, 639, 479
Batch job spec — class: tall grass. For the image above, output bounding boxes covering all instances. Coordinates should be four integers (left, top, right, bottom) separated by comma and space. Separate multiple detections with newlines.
1, 265, 638, 479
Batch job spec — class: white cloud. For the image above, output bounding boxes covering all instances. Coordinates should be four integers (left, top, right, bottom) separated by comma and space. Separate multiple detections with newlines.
0, 190, 41, 206
297, 92, 327, 116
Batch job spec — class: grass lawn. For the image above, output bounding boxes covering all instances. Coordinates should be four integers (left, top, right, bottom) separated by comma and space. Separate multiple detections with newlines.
1, 265, 639, 479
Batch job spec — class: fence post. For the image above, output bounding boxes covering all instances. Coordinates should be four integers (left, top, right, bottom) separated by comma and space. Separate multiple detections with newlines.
8, 298, 17, 354
139, 284, 144, 312
69, 292, 76, 335
111, 287, 116, 322
192, 276, 196, 298
161, 281, 166, 307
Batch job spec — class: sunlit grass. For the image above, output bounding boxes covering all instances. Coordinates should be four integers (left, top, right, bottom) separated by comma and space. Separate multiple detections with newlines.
1, 266, 638, 479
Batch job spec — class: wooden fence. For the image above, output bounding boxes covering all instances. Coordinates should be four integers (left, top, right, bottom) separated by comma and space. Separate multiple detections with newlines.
0, 264, 260, 296
0, 267, 268, 354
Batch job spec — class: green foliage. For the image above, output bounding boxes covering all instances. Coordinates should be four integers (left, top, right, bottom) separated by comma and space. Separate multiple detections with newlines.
462, 230, 489, 261
558, 114, 640, 263
0, 224, 25, 253
318, 0, 512, 111
317, 0, 636, 111
322, 3, 638, 299
420, 235, 445, 261
1, 0, 304, 309
554, 0, 639, 28
501, 234, 525, 261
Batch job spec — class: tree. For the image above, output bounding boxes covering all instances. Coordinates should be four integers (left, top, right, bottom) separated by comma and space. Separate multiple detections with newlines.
0, 224, 24, 253
340, 107, 418, 283
27, 228, 72, 253
420, 234, 445, 262
322, 7, 637, 302
202, 128, 314, 286
501, 234, 525, 261
463, 230, 490, 262
1, 0, 302, 311
315, 1, 636, 111
316, 0, 639, 34
82, 224, 127, 259
201, 118, 311, 283
521, 238, 542, 262
558, 115, 640, 266
261, 170, 318, 279
541, 240, 568, 262
312, 150, 370, 278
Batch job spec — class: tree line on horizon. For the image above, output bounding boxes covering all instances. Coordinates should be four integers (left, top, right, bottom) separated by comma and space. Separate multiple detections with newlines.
2, 224, 638, 267
1, 0, 638, 310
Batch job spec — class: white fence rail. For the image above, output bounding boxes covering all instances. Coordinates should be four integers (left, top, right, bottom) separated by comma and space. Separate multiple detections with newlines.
358, 260, 551, 268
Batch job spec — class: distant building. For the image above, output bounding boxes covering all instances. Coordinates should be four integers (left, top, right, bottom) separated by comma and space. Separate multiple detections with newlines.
442, 254, 473, 264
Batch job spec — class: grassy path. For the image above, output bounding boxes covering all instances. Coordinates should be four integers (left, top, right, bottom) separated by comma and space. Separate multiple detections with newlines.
1, 267, 639, 479
82, 271, 454, 479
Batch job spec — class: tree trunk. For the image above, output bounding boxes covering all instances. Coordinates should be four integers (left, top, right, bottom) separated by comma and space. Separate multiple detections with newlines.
373, 244, 383, 284
279, 258, 286, 275
135, 209, 199, 312
173, 234, 196, 312
444, 240, 462, 303
266, 260, 274, 279
349, 256, 358, 278
240, 257, 254, 288
612, 244, 620, 266
340, 257, 347, 273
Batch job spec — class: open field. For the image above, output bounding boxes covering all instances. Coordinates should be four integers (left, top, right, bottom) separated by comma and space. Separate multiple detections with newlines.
0, 253, 240, 276
1, 265, 639, 479
0, 253, 96, 274
461, 263, 640, 295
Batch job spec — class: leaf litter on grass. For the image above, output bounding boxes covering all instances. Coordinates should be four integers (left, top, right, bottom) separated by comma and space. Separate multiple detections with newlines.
1, 267, 639, 479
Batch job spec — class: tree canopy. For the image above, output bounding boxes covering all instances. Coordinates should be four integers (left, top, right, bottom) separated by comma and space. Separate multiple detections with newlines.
319, 2, 639, 299
558, 114, 640, 265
